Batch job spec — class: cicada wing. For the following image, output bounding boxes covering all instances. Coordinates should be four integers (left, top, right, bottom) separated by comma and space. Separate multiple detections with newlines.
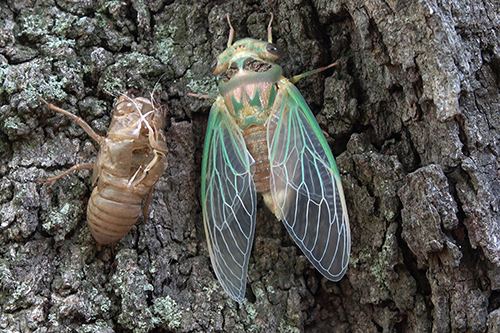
201, 98, 257, 302
268, 80, 350, 281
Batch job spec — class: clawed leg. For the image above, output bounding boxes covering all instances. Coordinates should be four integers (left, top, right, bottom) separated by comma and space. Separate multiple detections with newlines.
39, 97, 104, 144
128, 151, 165, 186
128, 166, 143, 185
40, 163, 94, 182
142, 185, 155, 224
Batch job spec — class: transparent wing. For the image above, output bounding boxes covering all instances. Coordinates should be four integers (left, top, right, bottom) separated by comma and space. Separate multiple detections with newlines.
268, 80, 350, 281
201, 98, 256, 302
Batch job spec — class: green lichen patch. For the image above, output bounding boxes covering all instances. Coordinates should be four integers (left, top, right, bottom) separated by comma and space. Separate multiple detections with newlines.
151, 296, 182, 330
18, 8, 54, 42
98, 52, 168, 94
110, 249, 156, 333
76, 319, 115, 333
184, 68, 218, 98
42, 196, 84, 243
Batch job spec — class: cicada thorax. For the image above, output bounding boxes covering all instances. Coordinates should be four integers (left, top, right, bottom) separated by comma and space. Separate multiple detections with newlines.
219, 55, 282, 195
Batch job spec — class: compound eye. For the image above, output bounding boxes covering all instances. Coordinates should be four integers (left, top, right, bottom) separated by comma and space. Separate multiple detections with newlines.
266, 43, 282, 56
210, 59, 218, 73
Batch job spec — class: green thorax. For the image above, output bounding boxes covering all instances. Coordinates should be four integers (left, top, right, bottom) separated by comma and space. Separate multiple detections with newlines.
215, 38, 283, 130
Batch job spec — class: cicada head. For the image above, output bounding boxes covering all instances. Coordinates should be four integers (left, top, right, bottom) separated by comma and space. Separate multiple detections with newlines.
211, 38, 282, 77
214, 38, 283, 100
212, 38, 284, 130
107, 93, 145, 140
212, 13, 282, 77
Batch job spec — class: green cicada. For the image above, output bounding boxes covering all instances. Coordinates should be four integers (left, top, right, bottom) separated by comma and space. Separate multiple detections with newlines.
201, 14, 350, 302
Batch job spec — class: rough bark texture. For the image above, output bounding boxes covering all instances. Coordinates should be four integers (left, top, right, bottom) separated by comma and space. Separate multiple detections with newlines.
1, 0, 499, 332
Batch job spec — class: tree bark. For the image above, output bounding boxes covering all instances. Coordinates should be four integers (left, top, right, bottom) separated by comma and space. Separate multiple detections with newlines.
1, 0, 499, 332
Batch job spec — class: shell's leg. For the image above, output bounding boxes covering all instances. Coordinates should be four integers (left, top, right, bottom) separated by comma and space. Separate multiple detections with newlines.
143, 151, 162, 174
142, 185, 155, 224
40, 163, 94, 182
39, 97, 104, 143
129, 151, 165, 186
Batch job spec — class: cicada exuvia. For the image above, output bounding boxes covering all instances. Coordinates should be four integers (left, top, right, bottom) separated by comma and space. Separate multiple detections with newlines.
200, 15, 350, 302
40, 91, 168, 244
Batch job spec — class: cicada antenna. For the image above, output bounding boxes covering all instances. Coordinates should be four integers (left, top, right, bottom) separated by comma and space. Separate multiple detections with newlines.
151, 73, 168, 103
226, 13, 234, 47
104, 89, 121, 101
267, 13, 274, 43
150, 73, 168, 118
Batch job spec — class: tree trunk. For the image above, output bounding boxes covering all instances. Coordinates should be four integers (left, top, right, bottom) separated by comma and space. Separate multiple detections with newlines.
1, 0, 499, 332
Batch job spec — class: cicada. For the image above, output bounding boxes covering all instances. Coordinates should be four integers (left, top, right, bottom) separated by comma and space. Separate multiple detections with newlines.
200, 15, 350, 302
40, 91, 168, 244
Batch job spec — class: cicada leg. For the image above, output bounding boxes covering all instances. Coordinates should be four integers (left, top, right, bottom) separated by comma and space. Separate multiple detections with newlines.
38, 97, 103, 183
290, 62, 338, 84
141, 185, 155, 224
40, 162, 95, 182
39, 97, 104, 144
128, 166, 143, 185
188, 92, 218, 99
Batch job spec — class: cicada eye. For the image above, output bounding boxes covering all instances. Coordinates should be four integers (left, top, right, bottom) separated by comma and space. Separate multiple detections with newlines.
266, 43, 282, 56
210, 59, 218, 73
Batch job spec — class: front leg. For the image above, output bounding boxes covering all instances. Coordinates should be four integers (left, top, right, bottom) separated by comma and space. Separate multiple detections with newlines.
40, 163, 95, 182
39, 97, 104, 144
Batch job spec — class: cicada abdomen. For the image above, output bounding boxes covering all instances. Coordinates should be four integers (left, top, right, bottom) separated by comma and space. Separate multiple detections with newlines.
40, 91, 168, 244
242, 125, 271, 193
200, 15, 350, 302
